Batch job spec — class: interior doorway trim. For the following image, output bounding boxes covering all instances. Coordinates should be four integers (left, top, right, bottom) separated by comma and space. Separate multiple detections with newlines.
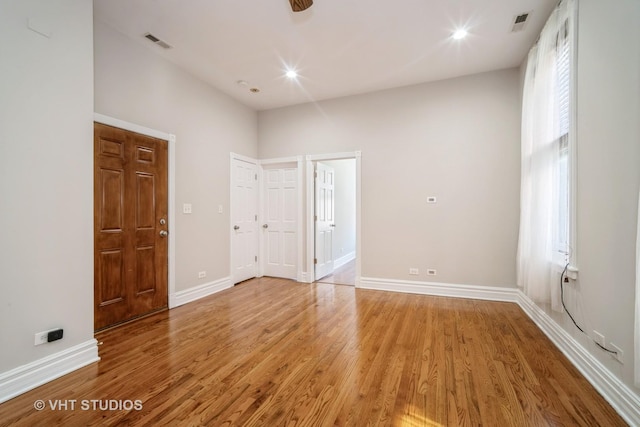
93, 113, 177, 308
305, 151, 361, 286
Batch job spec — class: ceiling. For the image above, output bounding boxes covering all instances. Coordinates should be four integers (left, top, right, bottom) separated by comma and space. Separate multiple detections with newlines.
93, 0, 557, 111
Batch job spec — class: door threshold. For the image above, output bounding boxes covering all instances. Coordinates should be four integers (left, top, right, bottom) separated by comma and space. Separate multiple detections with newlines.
95, 306, 168, 334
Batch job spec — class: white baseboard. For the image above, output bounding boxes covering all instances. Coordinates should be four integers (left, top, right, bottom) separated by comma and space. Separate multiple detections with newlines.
333, 251, 356, 270
0, 339, 99, 404
170, 277, 232, 308
359, 277, 520, 303
359, 276, 640, 425
517, 293, 640, 426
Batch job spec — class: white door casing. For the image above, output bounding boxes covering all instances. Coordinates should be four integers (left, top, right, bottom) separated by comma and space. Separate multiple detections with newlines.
262, 166, 297, 279
315, 162, 335, 280
231, 156, 258, 284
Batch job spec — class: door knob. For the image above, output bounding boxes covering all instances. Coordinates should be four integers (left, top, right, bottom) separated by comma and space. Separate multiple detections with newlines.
330, 224, 336, 227
234, 225, 240, 230
159, 218, 166, 225
159, 230, 168, 237
263, 224, 269, 229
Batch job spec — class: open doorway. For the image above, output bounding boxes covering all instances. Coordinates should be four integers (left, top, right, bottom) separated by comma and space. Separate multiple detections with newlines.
315, 159, 356, 286
307, 152, 360, 287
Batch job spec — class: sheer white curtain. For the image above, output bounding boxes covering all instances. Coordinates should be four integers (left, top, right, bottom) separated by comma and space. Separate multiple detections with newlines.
518, 0, 575, 308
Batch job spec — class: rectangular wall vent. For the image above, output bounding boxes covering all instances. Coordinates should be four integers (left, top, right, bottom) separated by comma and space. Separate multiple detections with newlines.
511, 12, 531, 32
144, 32, 173, 49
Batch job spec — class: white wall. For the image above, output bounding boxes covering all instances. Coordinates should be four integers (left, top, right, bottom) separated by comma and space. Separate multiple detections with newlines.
259, 69, 521, 287
94, 20, 258, 291
538, 0, 640, 393
0, 0, 95, 371
322, 159, 356, 265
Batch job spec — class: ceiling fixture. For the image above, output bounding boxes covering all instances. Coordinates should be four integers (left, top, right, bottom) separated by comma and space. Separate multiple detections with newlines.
143, 32, 172, 49
285, 70, 298, 79
452, 29, 468, 40
289, 0, 313, 12
236, 80, 260, 94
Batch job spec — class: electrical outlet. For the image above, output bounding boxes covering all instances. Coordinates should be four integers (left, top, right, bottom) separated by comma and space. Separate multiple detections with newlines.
34, 331, 48, 346
609, 343, 624, 364
218, 205, 223, 214
183, 203, 192, 214
427, 269, 437, 276
409, 268, 419, 275
198, 271, 206, 279
593, 330, 605, 347
34, 328, 61, 346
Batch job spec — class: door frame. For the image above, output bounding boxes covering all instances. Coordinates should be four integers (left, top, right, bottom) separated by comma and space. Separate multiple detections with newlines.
305, 151, 361, 286
258, 156, 304, 282
94, 113, 177, 308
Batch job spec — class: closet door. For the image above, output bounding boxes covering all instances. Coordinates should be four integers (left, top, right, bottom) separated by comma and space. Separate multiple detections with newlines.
263, 166, 297, 279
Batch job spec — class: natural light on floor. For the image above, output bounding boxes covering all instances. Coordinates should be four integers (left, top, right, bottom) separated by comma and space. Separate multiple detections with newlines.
398, 412, 444, 427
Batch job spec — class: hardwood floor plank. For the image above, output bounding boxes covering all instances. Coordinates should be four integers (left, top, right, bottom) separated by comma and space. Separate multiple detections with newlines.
0, 278, 627, 426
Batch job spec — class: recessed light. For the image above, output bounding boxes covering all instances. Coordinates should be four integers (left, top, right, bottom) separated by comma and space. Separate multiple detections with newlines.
452, 29, 468, 40
285, 70, 298, 79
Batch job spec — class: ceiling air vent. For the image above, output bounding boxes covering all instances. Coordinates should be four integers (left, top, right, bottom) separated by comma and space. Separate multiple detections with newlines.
511, 12, 531, 32
144, 32, 172, 49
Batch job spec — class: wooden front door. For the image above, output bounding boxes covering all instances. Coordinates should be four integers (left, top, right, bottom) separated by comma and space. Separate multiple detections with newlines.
94, 123, 168, 330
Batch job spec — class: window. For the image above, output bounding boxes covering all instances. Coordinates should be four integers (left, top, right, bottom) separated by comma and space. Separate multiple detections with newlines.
554, 22, 572, 258
557, 135, 569, 255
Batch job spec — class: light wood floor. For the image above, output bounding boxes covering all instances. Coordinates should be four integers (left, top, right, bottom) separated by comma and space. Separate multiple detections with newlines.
317, 259, 356, 286
0, 278, 626, 426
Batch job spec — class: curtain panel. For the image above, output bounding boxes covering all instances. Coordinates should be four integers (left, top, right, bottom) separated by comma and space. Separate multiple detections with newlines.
517, 0, 576, 309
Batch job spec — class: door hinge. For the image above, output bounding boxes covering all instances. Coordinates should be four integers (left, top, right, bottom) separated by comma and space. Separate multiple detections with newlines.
255, 255, 258, 262
314, 171, 318, 179
255, 173, 258, 180
314, 258, 317, 265
255, 214, 257, 221
314, 215, 317, 221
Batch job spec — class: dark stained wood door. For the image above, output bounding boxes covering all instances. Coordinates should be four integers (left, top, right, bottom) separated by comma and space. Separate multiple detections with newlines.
94, 123, 168, 330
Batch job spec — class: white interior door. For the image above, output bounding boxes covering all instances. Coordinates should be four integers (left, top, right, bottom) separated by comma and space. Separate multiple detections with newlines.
263, 166, 297, 279
315, 162, 335, 280
231, 157, 258, 284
